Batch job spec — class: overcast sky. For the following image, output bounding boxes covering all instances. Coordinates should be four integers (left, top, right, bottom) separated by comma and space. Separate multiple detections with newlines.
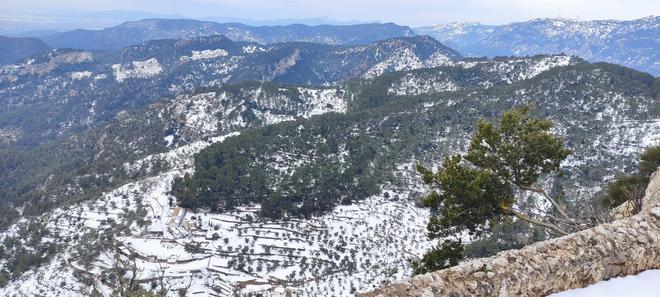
1, 0, 659, 26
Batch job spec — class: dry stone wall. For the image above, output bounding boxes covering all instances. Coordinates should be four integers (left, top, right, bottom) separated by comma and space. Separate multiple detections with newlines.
360, 168, 660, 297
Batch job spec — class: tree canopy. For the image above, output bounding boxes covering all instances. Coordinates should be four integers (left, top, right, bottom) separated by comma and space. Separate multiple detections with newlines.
414, 105, 578, 273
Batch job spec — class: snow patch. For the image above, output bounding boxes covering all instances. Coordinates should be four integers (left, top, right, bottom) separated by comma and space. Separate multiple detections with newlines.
180, 49, 230, 61
112, 58, 163, 82
70, 71, 92, 80
550, 270, 660, 297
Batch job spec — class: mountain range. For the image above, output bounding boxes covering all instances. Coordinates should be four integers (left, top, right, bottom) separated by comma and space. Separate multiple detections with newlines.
417, 16, 660, 75
1, 47, 658, 296
2, 16, 658, 76
0, 35, 459, 148
40, 19, 416, 50
0, 15, 658, 297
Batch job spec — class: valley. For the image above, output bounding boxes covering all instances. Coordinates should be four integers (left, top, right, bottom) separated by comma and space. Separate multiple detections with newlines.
0, 12, 658, 297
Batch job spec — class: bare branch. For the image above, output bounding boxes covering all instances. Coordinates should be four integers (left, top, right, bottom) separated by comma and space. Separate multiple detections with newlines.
503, 206, 568, 236
516, 183, 573, 223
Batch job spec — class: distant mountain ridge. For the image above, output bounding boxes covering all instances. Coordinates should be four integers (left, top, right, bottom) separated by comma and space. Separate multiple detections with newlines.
41, 18, 416, 50
0, 36, 50, 64
416, 16, 660, 75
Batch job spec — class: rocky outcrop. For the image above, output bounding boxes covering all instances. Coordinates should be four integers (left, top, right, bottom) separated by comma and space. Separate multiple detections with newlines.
360, 168, 660, 297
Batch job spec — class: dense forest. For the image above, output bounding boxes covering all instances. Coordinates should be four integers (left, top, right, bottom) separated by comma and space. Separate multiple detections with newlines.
172, 63, 660, 219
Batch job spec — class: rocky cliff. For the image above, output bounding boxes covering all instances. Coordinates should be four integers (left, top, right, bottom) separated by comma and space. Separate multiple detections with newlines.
360, 168, 660, 297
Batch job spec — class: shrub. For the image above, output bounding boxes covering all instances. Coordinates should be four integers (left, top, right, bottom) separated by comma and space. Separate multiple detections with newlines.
601, 175, 649, 209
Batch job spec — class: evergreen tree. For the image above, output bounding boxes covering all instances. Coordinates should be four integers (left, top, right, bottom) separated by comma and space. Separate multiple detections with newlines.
413, 105, 583, 273
602, 145, 660, 210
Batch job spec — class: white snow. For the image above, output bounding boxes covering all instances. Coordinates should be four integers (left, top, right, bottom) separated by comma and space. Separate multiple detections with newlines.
364, 48, 424, 78
551, 270, 660, 297
112, 58, 163, 82
70, 71, 92, 80
386, 55, 578, 96
180, 49, 230, 61
298, 87, 347, 116
164, 135, 175, 147
1, 52, 657, 297
242, 45, 266, 54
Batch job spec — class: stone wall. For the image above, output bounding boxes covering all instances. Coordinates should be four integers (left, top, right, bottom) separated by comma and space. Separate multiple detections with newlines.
359, 169, 660, 297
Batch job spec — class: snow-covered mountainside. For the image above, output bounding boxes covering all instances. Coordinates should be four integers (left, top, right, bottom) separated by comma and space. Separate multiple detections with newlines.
0, 54, 657, 297
41, 19, 416, 50
0, 36, 460, 144
0, 35, 459, 147
0, 55, 574, 222
416, 16, 660, 76
385, 55, 578, 95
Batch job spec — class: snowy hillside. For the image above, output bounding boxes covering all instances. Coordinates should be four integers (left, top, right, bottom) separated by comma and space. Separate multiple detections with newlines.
0, 35, 459, 148
0, 53, 658, 297
416, 16, 660, 76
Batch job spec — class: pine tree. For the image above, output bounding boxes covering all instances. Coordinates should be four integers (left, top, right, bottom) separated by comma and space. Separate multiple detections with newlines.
413, 105, 585, 273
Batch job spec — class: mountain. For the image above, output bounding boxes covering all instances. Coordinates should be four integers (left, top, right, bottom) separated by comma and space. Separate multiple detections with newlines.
201, 16, 370, 26
0, 52, 657, 295
41, 18, 416, 50
0, 35, 459, 148
174, 61, 659, 219
0, 10, 185, 36
0, 36, 50, 64
0, 18, 658, 296
0, 54, 574, 222
416, 16, 660, 76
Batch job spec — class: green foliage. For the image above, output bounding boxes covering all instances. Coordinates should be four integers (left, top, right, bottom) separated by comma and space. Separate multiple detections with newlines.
0, 205, 19, 231
172, 113, 387, 218
416, 156, 513, 238
411, 240, 464, 275
601, 175, 649, 209
465, 105, 570, 187
602, 145, 659, 209
0, 221, 58, 287
639, 146, 660, 177
415, 105, 570, 272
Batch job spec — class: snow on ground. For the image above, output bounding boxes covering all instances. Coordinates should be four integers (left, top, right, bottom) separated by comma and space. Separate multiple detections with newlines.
180, 49, 230, 61
0, 128, 432, 297
1, 54, 654, 297
386, 55, 578, 96
298, 87, 346, 116
70, 71, 93, 80
364, 48, 427, 78
388, 72, 459, 95
243, 45, 266, 54
0, 80, 431, 296
551, 270, 660, 297
112, 58, 163, 82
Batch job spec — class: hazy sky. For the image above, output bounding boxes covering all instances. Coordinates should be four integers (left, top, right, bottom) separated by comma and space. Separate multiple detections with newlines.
2, 0, 659, 26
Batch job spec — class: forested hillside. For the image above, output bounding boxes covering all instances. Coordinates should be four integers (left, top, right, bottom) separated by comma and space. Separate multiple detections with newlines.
173, 63, 660, 219
0, 41, 657, 297
0, 35, 459, 148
